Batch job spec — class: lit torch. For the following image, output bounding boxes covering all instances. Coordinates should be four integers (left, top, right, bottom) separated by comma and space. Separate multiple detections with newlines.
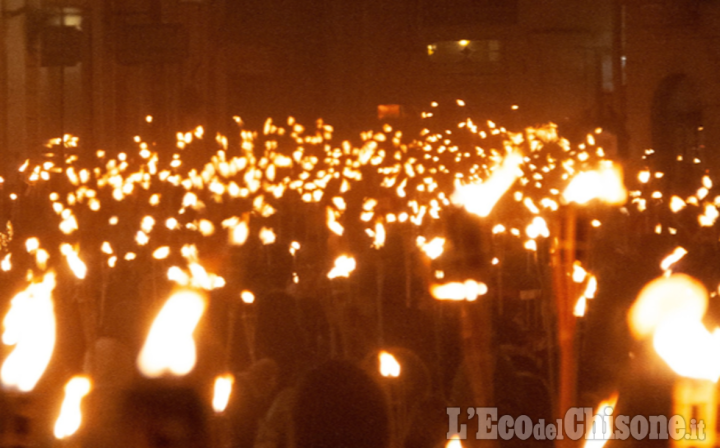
452, 150, 523, 217
212, 374, 234, 414
379, 351, 401, 378
54, 375, 92, 439
1, 272, 57, 392
137, 290, 206, 378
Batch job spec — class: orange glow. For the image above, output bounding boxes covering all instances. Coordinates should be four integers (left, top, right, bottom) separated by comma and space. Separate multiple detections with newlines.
562, 162, 627, 205
583, 393, 619, 448
212, 374, 234, 413
137, 290, 206, 378
1, 273, 57, 392
574, 295, 587, 317
660, 246, 687, 272
629, 274, 720, 381
327, 255, 356, 279
54, 376, 92, 439
431, 280, 488, 301
452, 151, 523, 217
379, 351, 401, 377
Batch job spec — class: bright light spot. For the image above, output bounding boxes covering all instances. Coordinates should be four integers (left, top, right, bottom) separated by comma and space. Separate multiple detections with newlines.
328, 255, 356, 279
1, 272, 57, 392
212, 374, 234, 413
153, 247, 170, 260
629, 274, 720, 381
563, 162, 627, 205
60, 244, 87, 279
453, 151, 523, 217
137, 290, 206, 378
54, 376, 92, 439
660, 246, 687, 272
241, 291, 255, 304
259, 227, 276, 245
431, 280, 488, 301
379, 351, 401, 378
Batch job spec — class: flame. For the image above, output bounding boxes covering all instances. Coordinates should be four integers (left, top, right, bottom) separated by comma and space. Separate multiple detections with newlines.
212, 374, 234, 413
584, 275, 598, 299
327, 255, 356, 279
1, 272, 57, 392
137, 290, 206, 378
431, 280, 488, 301
563, 162, 627, 205
241, 290, 255, 304
326, 207, 344, 236
572, 262, 587, 283
629, 274, 720, 381
452, 151, 523, 217
446, 434, 464, 448
372, 222, 386, 249
574, 295, 587, 317
669, 196, 686, 213
379, 351, 401, 377
60, 244, 87, 279
526, 216, 550, 238
259, 227, 276, 245
584, 393, 619, 448
660, 246, 687, 272
1, 254, 10, 271
417, 236, 445, 259
54, 376, 92, 439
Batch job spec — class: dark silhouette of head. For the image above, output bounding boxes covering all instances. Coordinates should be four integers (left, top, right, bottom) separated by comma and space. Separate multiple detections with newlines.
292, 360, 390, 448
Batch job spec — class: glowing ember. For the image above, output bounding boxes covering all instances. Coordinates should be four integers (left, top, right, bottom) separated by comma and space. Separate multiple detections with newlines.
1, 272, 57, 392
379, 351, 401, 378
137, 290, 206, 378
431, 280, 488, 301
327, 255, 356, 279
212, 374, 234, 413
54, 375, 92, 439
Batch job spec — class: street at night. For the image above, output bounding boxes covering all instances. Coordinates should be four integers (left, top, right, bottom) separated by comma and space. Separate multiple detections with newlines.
0, 1, 718, 448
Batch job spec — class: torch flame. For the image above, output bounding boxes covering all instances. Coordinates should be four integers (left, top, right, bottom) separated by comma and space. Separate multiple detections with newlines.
54, 375, 92, 439
327, 255, 356, 279
660, 246, 687, 273
574, 295, 587, 317
1, 272, 57, 392
446, 434, 464, 448
212, 374, 234, 413
584, 393, 619, 448
629, 274, 720, 381
452, 151, 523, 217
137, 290, 206, 378
379, 351, 401, 377
60, 244, 87, 279
417, 236, 445, 259
431, 280, 488, 301
562, 162, 627, 205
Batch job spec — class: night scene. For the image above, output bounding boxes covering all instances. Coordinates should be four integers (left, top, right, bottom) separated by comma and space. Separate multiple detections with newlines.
0, 1, 716, 448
